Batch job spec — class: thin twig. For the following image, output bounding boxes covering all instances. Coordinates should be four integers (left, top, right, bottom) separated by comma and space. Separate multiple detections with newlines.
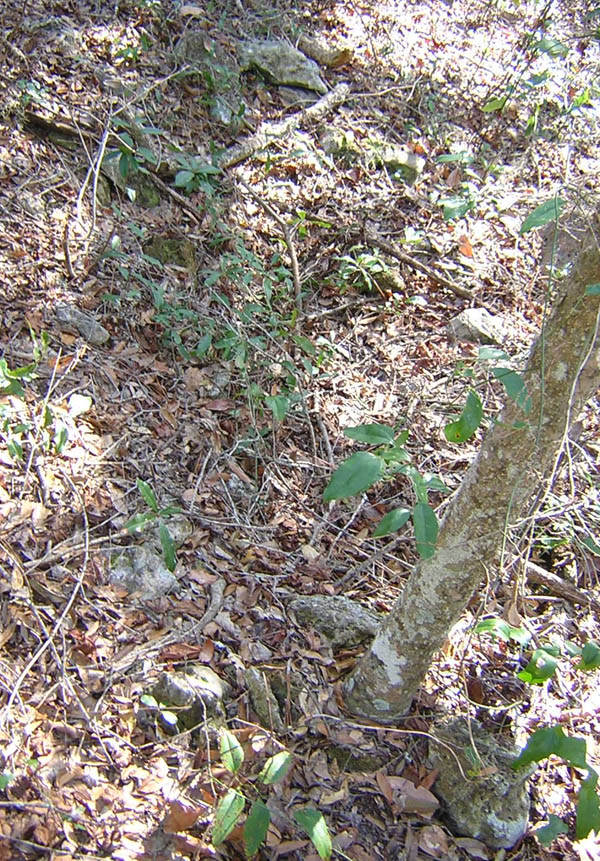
237, 176, 303, 311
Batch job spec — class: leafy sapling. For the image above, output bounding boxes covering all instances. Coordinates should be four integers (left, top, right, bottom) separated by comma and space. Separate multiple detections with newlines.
125, 478, 181, 572
212, 729, 333, 859
477, 620, 600, 844
323, 423, 448, 559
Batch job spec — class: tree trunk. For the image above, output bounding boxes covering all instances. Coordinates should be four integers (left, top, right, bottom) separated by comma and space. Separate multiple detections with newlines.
343, 224, 600, 722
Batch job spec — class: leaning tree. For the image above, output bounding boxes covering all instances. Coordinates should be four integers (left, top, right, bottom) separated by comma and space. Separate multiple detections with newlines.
343, 210, 600, 721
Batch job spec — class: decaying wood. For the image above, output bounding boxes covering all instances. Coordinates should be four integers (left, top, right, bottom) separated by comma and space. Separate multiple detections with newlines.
363, 228, 476, 300
219, 82, 351, 169
525, 560, 600, 611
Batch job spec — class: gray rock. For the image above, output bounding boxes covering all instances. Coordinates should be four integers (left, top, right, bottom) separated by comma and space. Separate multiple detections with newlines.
429, 717, 533, 849
108, 516, 191, 600
289, 595, 381, 649
376, 144, 425, 184
239, 40, 327, 95
245, 667, 285, 733
448, 308, 508, 345
55, 304, 110, 346
151, 666, 228, 731
174, 33, 245, 128
109, 543, 177, 600
99, 157, 161, 208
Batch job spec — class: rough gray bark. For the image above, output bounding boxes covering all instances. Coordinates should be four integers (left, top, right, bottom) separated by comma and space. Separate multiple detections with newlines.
343, 223, 600, 721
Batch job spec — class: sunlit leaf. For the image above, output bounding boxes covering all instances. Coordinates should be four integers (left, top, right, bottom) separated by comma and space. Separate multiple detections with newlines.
520, 198, 565, 234
518, 646, 560, 684
534, 37, 569, 58
478, 346, 509, 362
444, 391, 483, 443
294, 808, 332, 860
323, 452, 383, 501
413, 502, 438, 559
482, 96, 507, 112
212, 790, 245, 846
220, 729, 244, 774
244, 800, 270, 857
475, 616, 531, 645
259, 751, 293, 785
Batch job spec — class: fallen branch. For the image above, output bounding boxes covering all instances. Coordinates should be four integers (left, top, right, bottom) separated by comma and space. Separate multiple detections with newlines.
219, 82, 351, 169
363, 228, 476, 301
525, 560, 600, 611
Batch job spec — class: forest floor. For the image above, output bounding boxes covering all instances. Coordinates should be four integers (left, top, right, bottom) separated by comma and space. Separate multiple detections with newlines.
1, 0, 599, 858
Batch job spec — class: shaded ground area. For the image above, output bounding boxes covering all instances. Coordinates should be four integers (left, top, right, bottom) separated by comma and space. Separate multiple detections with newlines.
1, 0, 599, 858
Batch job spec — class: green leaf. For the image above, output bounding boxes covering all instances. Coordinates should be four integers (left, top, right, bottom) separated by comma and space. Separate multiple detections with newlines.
264, 395, 290, 422
478, 346, 509, 362
373, 508, 411, 537
244, 800, 271, 857
422, 473, 450, 494
0, 773, 14, 791
513, 726, 588, 770
292, 335, 316, 356
518, 646, 560, 684
482, 96, 507, 113
444, 390, 483, 443
576, 771, 600, 840
323, 452, 383, 501
492, 368, 532, 413
581, 534, 600, 555
54, 424, 68, 454
536, 814, 568, 845
578, 641, 600, 670
475, 616, 531, 645
534, 37, 569, 58
175, 169, 195, 188
585, 283, 600, 296
343, 423, 395, 445
212, 790, 245, 846
440, 194, 473, 221
259, 751, 293, 785
293, 808, 332, 860
159, 522, 177, 572
137, 478, 159, 512
520, 198, 565, 234
125, 511, 155, 532
220, 729, 244, 774
413, 502, 438, 559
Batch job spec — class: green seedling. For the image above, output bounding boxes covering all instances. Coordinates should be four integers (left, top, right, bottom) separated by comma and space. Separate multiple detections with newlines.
125, 479, 181, 572
477, 619, 600, 844
324, 423, 448, 559
210, 728, 332, 859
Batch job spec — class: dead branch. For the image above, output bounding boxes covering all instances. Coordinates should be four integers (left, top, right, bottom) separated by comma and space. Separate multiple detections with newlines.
219, 82, 351, 169
363, 228, 476, 301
